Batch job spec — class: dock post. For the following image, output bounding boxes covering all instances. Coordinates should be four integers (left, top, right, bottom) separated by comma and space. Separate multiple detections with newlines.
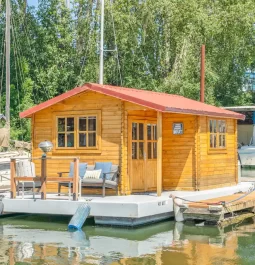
10, 158, 16, 199
157, 112, 162, 196
41, 155, 47, 200
73, 158, 79, 201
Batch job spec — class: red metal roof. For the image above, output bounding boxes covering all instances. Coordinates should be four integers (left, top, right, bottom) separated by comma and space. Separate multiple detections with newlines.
20, 83, 245, 120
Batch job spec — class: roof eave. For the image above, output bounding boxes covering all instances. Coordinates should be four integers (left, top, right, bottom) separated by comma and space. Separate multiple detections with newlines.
20, 86, 88, 118
165, 107, 245, 120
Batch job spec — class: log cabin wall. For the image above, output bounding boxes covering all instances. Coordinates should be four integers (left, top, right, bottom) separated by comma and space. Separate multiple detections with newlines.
162, 113, 196, 191
32, 91, 123, 193
196, 117, 237, 190
32, 91, 154, 194
31, 89, 238, 194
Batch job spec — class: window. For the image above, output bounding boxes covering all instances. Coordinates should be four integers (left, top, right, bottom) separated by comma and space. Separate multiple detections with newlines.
209, 119, 226, 149
56, 113, 99, 149
78, 116, 97, 148
131, 121, 157, 160
147, 123, 157, 159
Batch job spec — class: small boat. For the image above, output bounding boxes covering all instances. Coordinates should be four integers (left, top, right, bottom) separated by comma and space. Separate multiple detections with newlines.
238, 145, 255, 167
238, 128, 255, 167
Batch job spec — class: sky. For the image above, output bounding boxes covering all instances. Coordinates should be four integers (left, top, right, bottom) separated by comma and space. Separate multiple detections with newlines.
27, 0, 38, 7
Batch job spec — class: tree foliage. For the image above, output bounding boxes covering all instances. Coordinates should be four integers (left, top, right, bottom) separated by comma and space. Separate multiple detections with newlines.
0, 0, 254, 140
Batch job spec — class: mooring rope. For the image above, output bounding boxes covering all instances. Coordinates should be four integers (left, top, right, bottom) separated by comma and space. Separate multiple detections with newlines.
170, 194, 223, 205
170, 187, 255, 207
225, 188, 255, 205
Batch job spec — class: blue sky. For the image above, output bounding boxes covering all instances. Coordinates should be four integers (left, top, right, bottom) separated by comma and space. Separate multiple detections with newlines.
27, 0, 38, 7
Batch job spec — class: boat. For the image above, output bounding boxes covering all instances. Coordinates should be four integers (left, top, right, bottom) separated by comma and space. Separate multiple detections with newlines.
238, 122, 255, 167
223, 106, 255, 167
238, 145, 255, 167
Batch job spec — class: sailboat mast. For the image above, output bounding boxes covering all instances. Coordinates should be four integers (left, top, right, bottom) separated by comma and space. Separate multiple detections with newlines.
5, 0, 10, 132
99, 0, 104, 85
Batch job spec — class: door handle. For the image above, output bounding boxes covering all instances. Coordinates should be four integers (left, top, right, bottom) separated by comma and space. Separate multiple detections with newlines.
144, 152, 147, 160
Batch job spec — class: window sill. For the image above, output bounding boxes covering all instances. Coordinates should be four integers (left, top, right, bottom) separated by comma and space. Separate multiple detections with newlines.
52, 149, 102, 154
207, 149, 227, 155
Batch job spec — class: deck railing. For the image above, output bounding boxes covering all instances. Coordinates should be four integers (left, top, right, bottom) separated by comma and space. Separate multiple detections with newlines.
10, 156, 80, 201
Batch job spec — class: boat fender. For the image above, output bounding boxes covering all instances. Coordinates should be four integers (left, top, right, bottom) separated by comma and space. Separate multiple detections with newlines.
68, 204, 91, 230
0, 195, 4, 215
173, 221, 184, 241
0, 202, 3, 215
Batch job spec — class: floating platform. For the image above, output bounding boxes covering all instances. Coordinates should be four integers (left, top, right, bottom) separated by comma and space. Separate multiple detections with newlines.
182, 190, 255, 227
2, 182, 254, 227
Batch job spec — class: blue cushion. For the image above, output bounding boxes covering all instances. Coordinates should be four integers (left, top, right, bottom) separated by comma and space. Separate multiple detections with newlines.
95, 162, 112, 180
69, 163, 87, 179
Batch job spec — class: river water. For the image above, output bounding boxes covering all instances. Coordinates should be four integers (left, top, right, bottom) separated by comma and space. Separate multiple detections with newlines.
0, 214, 255, 265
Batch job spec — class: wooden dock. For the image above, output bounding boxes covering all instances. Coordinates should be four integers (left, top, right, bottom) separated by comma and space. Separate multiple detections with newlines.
182, 191, 255, 227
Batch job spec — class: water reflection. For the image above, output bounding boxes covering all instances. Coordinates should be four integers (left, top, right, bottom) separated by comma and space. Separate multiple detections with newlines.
1, 215, 255, 264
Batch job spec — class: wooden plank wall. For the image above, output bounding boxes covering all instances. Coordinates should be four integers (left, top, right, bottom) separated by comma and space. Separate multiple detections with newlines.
197, 117, 237, 190
162, 113, 196, 190
31, 90, 238, 194
32, 91, 123, 193
32, 92, 153, 195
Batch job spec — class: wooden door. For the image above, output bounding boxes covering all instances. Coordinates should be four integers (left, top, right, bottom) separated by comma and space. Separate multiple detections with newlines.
146, 122, 157, 190
129, 119, 157, 192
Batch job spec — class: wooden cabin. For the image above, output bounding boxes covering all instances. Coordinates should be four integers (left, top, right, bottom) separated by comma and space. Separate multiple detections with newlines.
20, 83, 244, 195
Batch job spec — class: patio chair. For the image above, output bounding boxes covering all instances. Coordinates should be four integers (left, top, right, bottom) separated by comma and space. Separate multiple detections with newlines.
81, 163, 120, 197
15, 160, 41, 199
57, 162, 87, 197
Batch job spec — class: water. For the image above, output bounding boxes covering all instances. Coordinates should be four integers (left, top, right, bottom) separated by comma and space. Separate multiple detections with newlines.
241, 167, 255, 178
1, 215, 255, 265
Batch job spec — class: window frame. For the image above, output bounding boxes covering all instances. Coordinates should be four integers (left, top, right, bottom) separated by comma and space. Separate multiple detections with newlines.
207, 118, 227, 153
52, 110, 101, 154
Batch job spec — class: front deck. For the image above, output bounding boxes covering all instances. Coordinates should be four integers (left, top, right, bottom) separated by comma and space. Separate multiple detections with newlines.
3, 182, 253, 227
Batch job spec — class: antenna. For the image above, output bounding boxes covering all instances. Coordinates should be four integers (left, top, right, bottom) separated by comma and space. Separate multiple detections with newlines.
65, 0, 70, 9
99, 0, 104, 85
200, 45, 205, 103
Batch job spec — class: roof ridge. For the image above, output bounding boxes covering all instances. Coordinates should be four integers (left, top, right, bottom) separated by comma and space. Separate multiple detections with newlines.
103, 84, 184, 98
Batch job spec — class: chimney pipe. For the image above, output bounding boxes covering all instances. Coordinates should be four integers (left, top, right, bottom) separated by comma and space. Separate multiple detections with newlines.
200, 45, 205, 103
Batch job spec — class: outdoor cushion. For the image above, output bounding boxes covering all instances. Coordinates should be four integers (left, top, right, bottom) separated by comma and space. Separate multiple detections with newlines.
16, 160, 36, 177
84, 169, 101, 179
17, 181, 41, 189
68, 162, 87, 179
95, 162, 112, 180
105, 180, 118, 187
82, 178, 103, 184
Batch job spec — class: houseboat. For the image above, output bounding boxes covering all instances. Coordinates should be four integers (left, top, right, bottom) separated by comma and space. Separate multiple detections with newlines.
2, 83, 249, 227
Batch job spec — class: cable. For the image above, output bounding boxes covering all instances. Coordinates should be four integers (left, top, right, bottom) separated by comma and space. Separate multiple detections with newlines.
11, 23, 24, 141
127, 15, 157, 91
11, 16, 26, 85
171, 187, 255, 207
0, 28, 5, 113
75, 3, 94, 86
225, 189, 255, 205
12, 0, 50, 100
11, 10, 37, 103
109, 0, 122, 86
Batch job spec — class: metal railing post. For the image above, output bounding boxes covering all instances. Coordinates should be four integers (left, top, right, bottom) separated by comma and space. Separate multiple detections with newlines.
73, 158, 79, 201
10, 158, 16, 199
41, 155, 47, 200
